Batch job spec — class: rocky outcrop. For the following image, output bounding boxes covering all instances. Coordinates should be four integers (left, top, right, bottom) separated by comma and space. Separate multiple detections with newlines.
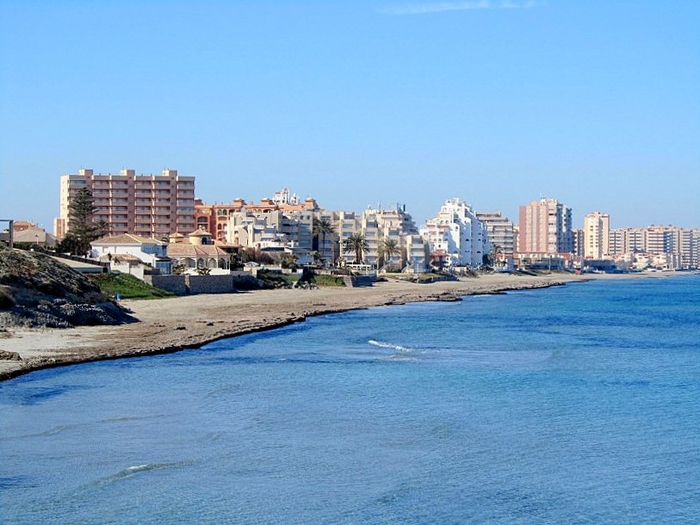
0, 246, 135, 328
0, 350, 22, 361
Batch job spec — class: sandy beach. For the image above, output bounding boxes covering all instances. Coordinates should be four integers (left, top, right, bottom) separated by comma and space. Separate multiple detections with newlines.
0, 272, 670, 381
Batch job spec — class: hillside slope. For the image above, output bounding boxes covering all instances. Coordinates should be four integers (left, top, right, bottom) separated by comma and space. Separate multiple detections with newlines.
0, 247, 135, 329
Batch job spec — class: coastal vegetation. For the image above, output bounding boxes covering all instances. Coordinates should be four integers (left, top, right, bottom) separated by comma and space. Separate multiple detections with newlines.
312, 217, 336, 265
343, 232, 368, 263
256, 270, 299, 288
56, 188, 107, 256
378, 238, 401, 270
256, 269, 346, 288
389, 272, 460, 283
310, 273, 345, 287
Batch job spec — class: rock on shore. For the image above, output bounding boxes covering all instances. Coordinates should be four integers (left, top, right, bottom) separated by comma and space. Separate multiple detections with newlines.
0, 246, 135, 329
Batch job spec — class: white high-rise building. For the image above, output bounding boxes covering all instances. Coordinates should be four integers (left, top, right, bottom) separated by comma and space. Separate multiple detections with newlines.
421, 198, 486, 268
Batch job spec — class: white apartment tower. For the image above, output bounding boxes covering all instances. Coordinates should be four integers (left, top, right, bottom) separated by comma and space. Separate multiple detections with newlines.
421, 198, 486, 267
54, 168, 196, 240
583, 212, 610, 259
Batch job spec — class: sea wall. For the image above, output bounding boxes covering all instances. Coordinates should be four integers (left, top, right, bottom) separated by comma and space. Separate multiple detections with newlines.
145, 272, 262, 295
145, 274, 235, 295
188, 275, 235, 294
146, 275, 189, 295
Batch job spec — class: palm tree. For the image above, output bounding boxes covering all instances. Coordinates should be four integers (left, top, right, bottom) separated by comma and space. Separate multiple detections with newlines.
487, 244, 503, 268
309, 250, 323, 267
312, 217, 336, 265
343, 232, 368, 264
378, 238, 400, 270
279, 252, 299, 271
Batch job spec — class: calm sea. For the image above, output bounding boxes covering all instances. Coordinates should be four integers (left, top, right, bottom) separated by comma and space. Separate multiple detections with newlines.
1, 276, 699, 524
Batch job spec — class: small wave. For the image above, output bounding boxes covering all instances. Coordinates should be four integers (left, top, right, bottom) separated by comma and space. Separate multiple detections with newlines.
205, 385, 242, 399
204, 431, 222, 442
384, 353, 419, 362
368, 339, 411, 352
3, 425, 74, 441
0, 475, 34, 489
101, 415, 165, 423
91, 462, 190, 488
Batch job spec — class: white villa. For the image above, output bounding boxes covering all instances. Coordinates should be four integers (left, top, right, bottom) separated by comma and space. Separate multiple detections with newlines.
91, 234, 171, 274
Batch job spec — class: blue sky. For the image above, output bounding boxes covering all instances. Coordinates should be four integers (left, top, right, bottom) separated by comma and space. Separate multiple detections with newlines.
1, 0, 698, 231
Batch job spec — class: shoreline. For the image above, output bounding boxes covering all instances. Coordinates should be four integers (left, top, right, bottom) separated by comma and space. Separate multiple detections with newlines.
0, 272, 679, 382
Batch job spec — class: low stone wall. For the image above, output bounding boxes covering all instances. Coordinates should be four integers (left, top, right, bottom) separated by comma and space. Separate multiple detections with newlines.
147, 275, 189, 295
146, 274, 261, 295
188, 275, 235, 294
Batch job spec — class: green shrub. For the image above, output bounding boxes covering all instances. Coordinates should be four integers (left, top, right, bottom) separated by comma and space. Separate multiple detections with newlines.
257, 270, 299, 288
89, 273, 174, 299
311, 274, 345, 287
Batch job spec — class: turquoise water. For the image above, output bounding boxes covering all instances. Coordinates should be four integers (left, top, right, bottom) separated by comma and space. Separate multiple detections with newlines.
1, 276, 700, 524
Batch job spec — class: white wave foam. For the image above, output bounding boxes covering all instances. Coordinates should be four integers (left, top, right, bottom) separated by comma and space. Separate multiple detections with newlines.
91, 462, 189, 488
128, 464, 150, 472
368, 340, 411, 352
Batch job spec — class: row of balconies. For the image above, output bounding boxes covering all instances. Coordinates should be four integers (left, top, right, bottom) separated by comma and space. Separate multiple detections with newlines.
134, 199, 171, 204
94, 188, 130, 194
92, 183, 129, 189
129, 188, 194, 196
95, 214, 128, 220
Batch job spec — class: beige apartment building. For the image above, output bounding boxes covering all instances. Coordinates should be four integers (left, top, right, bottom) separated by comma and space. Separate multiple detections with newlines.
476, 211, 515, 265
583, 211, 610, 259
609, 225, 699, 269
223, 192, 325, 265
609, 228, 645, 255
518, 198, 573, 255
224, 200, 426, 270
196, 189, 320, 245
54, 168, 196, 240
353, 205, 426, 270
